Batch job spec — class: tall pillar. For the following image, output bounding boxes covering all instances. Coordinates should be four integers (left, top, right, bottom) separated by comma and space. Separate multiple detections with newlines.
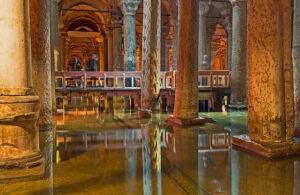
122, 0, 140, 71
293, 0, 300, 129
198, 0, 211, 70
229, 0, 247, 109
140, 0, 161, 117
168, 0, 206, 126
0, 0, 43, 174
224, 17, 232, 70
137, 38, 142, 71
161, 27, 169, 71
60, 36, 66, 71
106, 26, 114, 71
232, 0, 300, 158
99, 42, 105, 71
172, 0, 179, 71
50, 0, 61, 112
30, 0, 53, 129
112, 12, 123, 71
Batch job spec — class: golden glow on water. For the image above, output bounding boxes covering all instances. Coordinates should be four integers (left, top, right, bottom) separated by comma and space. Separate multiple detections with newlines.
0, 110, 300, 194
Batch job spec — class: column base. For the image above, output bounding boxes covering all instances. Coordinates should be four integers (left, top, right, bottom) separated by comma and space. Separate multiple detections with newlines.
232, 134, 300, 159
138, 109, 152, 119
227, 104, 248, 111
167, 115, 206, 127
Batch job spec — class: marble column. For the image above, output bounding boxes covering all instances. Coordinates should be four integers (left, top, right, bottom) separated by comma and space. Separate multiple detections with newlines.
229, 0, 247, 108
224, 17, 232, 70
233, 0, 299, 158
0, 0, 43, 172
172, 0, 199, 119
122, 0, 140, 71
112, 12, 123, 71
161, 27, 169, 71
106, 26, 114, 71
50, 0, 61, 112
140, 0, 161, 117
198, 0, 211, 70
172, 1, 179, 71
293, 0, 300, 129
30, 0, 53, 130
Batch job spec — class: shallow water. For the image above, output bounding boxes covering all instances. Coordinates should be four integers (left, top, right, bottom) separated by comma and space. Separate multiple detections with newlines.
1, 111, 300, 194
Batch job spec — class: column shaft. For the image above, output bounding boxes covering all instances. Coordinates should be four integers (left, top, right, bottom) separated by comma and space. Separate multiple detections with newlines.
227, 27, 232, 70
141, 0, 161, 112
30, 0, 53, 128
293, 0, 300, 128
172, 5, 179, 71
173, 0, 199, 118
106, 28, 114, 71
247, 0, 294, 142
230, 0, 247, 106
112, 13, 123, 71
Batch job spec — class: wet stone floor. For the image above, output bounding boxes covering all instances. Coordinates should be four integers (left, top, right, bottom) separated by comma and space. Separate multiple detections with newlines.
1, 111, 300, 194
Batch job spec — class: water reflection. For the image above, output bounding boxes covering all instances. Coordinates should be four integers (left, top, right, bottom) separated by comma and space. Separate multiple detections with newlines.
1, 111, 300, 194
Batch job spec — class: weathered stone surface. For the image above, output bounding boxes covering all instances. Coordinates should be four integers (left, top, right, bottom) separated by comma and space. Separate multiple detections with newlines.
172, 1, 179, 71
140, 0, 161, 114
293, 0, 300, 129
173, 0, 199, 119
122, 0, 141, 72
229, 0, 247, 106
30, 0, 53, 129
232, 135, 300, 159
247, 0, 294, 143
112, 11, 123, 71
198, 0, 211, 70
106, 25, 114, 71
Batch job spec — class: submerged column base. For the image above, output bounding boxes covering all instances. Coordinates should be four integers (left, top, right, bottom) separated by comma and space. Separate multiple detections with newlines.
167, 116, 206, 127
227, 104, 248, 111
138, 109, 152, 119
0, 95, 44, 181
232, 134, 300, 159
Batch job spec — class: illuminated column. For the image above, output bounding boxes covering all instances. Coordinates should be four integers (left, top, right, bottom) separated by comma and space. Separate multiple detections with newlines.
161, 27, 169, 71
112, 12, 123, 71
99, 42, 105, 71
30, 0, 53, 129
106, 26, 114, 71
122, 0, 141, 71
229, 0, 247, 108
233, 0, 299, 158
140, 0, 161, 117
198, 0, 211, 70
137, 38, 142, 71
0, 0, 43, 173
60, 36, 66, 71
64, 38, 70, 71
293, 0, 300, 129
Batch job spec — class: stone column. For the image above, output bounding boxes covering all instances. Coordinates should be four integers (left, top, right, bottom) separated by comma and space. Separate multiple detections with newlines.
112, 12, 123, 71
229, 0, 247, 109
232, 0, 299, 158
60, 36, 66, 71
224, 17, 232, 70
137, 38, 142, 71
161, 27, 169, 71
0, 0, 43, 173
168, 0, 204, 126
198, 0, 211, 70
293, 0, 300, 129
140, 0, 161, 117
122, 0, 140, 71
30, 0, 53, 130
106, 26, 114, 71
172, 1, 179, 71
99, 42, 105, 71
50, 0, 61, 112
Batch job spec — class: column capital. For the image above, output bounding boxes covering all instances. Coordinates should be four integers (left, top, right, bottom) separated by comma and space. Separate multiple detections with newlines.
111, 11, 123, 26
199, 0, 211, 16
230, 0, 244, 6
105, 25, 113, 37
122, 0, 141, 16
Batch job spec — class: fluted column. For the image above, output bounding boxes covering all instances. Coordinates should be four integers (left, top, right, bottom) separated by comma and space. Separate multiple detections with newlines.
122, 0, 141, 71
173, 0, 199, 119
140, 0, 161, 117
30, 0, 53, 129
198, 0, 211, 70
0, 0, 43, 172
233, 0, 299, 158
112, 12, 123, 71
293, 0, 300, 129
229, 0, 247, 108
106, 26, 114, 71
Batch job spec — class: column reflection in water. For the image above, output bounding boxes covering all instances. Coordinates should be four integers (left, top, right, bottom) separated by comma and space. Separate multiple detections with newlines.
142, 117, 162, 195
125, 130, 137, 194
294, 161, 300, 195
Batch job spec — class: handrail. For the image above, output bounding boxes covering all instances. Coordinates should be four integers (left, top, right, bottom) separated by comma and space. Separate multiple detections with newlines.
55, 70, 230, 89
